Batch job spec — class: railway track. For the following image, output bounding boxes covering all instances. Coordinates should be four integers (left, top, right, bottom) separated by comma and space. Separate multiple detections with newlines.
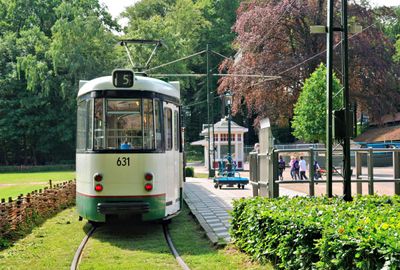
70, 223, 190, 270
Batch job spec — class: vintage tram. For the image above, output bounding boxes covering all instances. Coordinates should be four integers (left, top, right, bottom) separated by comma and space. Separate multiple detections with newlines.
76, 70, 183, 222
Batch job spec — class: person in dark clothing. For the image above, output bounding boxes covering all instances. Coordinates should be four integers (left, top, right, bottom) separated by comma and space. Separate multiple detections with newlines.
278, 156, 285, 180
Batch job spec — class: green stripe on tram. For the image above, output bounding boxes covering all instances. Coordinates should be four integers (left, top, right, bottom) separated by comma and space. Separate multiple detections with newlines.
77, 194, 166, 222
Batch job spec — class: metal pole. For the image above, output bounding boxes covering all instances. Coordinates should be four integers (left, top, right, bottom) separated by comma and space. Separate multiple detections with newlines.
228, 103, 232, 160
355, 151, 362, 195
309, 148, 315, 197
393, 151, 400, 195
211, 56, 216, 177
367, 147, 374, 195
353, 102, 357, 137
342, 0, 352, 201
206, 44, 214, 177
326, 0, 334, 197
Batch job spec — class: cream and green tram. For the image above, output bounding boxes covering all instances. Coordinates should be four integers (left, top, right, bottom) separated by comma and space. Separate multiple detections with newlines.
76, 70, 183, 223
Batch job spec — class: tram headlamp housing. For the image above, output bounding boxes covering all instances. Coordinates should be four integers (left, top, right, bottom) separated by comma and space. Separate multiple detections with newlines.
145, 173, 153, 181
94, 173, 103, 182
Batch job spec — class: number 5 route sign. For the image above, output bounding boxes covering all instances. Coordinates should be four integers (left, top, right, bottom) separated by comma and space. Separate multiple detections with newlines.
112, 69, 134, 88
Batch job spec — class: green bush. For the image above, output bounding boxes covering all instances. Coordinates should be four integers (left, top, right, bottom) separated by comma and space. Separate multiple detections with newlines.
185, 167, 194, 177
230, 196, 400, 269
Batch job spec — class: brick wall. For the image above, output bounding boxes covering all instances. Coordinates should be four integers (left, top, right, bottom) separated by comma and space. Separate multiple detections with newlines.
0, 180, 76, 239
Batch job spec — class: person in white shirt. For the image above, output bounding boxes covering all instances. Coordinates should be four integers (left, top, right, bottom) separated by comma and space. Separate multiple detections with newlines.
299, 156, 308, 180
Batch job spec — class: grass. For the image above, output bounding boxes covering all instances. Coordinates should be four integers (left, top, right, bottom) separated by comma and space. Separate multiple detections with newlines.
0, 205, 272, 270
0, 208, 87, 270
169, 205, 272, 270
195, 172, 209, 179
0, 171, 75, 199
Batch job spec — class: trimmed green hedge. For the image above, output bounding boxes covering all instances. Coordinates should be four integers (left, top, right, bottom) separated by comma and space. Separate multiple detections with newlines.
230, 196, 400, 269
185, 167, 194, 177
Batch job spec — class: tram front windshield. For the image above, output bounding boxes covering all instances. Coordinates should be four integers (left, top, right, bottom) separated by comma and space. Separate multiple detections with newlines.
90, 98, 162, 150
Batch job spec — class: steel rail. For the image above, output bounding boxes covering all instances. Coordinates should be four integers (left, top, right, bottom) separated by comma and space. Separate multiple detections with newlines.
70, 226, 96, 270
163, 224, 190, 270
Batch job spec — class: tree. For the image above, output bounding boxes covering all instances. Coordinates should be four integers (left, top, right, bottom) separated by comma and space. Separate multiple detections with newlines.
0, 0, 118, 165
292, 64, 342, 142
121, 0, 240, 143
218, 0, 400, 126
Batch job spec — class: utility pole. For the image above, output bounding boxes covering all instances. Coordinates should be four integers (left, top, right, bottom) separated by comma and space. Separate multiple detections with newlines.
326, 0, 334, 197
206, 44, 215, 177
342, 0, 352, 201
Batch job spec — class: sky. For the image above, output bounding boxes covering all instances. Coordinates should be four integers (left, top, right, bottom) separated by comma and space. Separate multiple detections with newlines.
100, 0, 400, 26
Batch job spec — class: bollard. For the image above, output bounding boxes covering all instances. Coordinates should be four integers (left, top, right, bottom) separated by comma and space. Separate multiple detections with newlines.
271, 150, 279, 198
367, 147, 374, 195
355, 151, 362, 195
1, 198, 5, 203
49, 179, 53, 188
309, 148, 315, 197
8, 197, 12, 203
394, 151, 400, 195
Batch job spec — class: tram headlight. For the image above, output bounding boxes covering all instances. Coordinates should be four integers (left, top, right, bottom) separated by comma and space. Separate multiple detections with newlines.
95, 184, 103, 192
94, 173, 103, 182
144, 173, 153, 181
144, 183, 153, 191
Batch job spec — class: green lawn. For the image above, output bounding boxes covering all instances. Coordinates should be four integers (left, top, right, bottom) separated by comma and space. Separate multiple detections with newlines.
0, 171, 75, 199
0, 205, 272, 270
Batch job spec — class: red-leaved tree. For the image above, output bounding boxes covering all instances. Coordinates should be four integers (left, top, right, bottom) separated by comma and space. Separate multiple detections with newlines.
218, 0, 400, 126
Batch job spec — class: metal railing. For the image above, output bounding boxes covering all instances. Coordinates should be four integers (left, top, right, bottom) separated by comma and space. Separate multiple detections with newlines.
249, 147, 400, 198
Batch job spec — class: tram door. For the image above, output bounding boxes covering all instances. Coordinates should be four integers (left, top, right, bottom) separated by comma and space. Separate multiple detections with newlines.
163, 103, 180, 213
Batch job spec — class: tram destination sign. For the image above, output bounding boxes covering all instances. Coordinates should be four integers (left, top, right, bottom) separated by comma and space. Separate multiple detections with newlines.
112, 69, 134, 88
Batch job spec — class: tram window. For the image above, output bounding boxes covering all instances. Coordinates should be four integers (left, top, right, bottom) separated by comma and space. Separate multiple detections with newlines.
154, 99, 162, 149
105, 99, 142, 149
87, 99, 93, 150
174, 111, 179, 151
164, 108, 173, 150
94, 98, 104, 149
143, 99, 154, 149
77, 101, 87, 150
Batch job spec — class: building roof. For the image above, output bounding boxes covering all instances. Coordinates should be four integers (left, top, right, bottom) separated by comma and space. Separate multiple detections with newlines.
370, 112, 400, 126
354, 125, 400, 142
190, 139, 206, 146
200, 118, 248, 136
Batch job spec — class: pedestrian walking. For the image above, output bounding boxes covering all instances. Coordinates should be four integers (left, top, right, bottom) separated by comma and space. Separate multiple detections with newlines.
299, 156, 308, 180
314, 160, 321, 180
278, 156, 285, 180
289, 157, 297, 180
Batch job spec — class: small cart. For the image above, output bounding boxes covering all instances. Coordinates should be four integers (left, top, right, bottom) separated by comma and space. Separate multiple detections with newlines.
213, 156, 249, 189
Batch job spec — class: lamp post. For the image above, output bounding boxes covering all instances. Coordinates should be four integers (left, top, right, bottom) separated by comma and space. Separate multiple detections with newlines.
224, 90, 233, 163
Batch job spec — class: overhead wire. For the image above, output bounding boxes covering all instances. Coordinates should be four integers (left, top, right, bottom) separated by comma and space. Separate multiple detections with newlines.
251, 22, 376, 87
144, 50, 206, 72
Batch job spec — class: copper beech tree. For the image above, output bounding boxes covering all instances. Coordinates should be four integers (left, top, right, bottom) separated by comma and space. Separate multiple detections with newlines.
218, 0, 400, 126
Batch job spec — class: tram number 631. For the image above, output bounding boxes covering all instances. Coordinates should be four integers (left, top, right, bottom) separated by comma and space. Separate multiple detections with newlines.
117, 157, 130, 166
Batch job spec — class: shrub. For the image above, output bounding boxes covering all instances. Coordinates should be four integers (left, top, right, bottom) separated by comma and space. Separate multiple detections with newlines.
230, 196, 400, 269
185, 167, 194, 177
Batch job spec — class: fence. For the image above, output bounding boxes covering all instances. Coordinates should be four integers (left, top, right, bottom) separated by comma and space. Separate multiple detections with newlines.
249, 147, 400, 198
0, 180, 76, 239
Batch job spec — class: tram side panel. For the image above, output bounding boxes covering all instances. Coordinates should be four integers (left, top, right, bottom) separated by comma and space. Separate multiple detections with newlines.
76, 153, 179, 222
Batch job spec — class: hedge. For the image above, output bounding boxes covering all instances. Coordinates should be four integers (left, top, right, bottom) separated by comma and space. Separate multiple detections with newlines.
185, 167, 194, 177
230, 196, 400, 269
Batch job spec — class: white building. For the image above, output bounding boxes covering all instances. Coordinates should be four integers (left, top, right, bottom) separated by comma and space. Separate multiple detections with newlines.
191, 118, 248, 170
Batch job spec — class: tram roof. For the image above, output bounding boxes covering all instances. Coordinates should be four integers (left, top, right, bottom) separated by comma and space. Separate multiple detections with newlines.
77, 75, 180, 99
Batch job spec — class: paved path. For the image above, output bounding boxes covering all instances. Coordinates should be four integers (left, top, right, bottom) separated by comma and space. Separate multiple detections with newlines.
183, 177, 305, 245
